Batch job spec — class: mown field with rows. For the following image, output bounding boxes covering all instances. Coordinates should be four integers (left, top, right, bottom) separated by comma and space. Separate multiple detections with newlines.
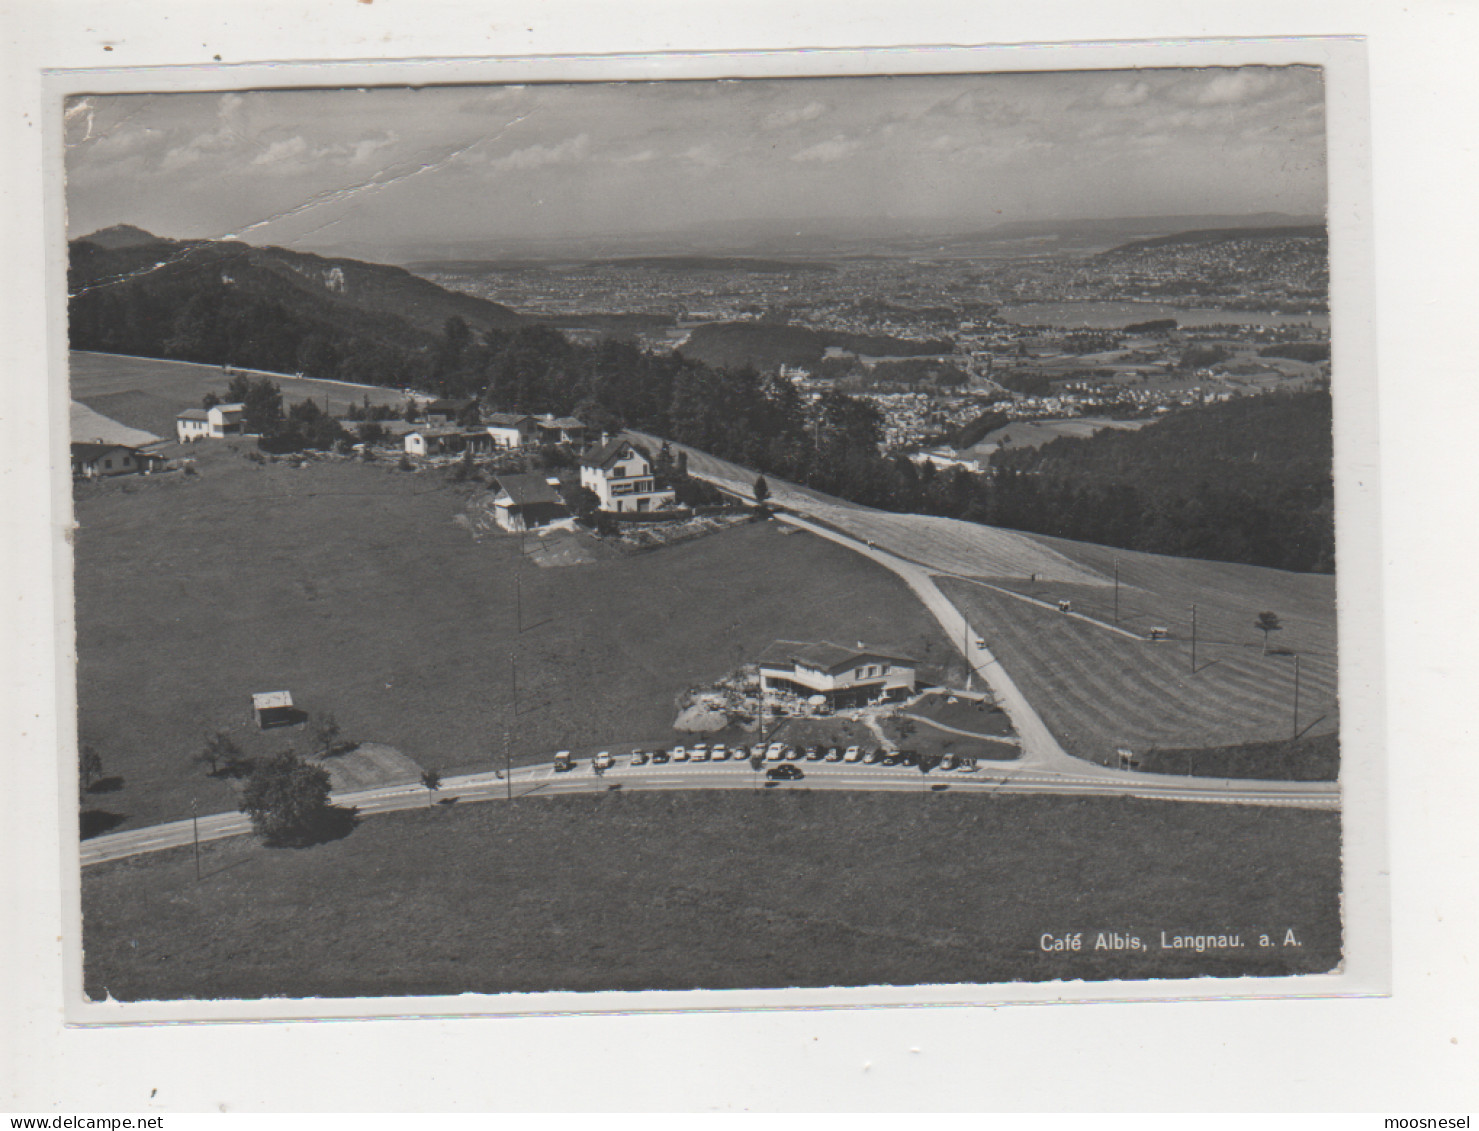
938, 560, 1337, 768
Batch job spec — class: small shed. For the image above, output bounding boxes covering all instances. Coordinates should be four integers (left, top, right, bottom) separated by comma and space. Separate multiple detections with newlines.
252, 690, 297, 729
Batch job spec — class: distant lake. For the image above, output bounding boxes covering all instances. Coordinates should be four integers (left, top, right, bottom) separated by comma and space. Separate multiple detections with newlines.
996, 301, 1329, 330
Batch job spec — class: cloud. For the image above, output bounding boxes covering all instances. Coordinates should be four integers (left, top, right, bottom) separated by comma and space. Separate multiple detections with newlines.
251, 136, 309, 166
1186, 68, 1289, 106
1100, 80, 1152, 108
763, 100, 827, 130
680, 143, 723, 169
611, 148, 656, 165
483, 133, 590, 171
791, 135, 859, 163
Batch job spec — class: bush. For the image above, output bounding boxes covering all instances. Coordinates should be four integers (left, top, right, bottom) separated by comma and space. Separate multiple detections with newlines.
238, 750, 335, 846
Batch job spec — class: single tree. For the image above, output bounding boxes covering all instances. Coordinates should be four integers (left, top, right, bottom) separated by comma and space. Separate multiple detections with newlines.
194, 729, 239, 777
753, 475, 770, 505
312, 712, 342, 757
238, 750, 333, 845
78, 744, 104, 798
420, 769, 442, 805
1255, 611, 1283, 655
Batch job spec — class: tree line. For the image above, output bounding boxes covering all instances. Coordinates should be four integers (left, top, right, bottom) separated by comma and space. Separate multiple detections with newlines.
73, 267, 1335, 572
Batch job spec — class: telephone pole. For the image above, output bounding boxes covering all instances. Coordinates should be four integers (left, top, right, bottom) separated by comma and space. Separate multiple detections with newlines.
1113, 558, 1120, 625
1189, 604, 1198, 673
1292, 654, 1301, 740
191, 798, 201, 882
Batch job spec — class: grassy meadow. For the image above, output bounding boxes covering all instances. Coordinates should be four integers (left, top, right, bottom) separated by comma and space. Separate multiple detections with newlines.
70, 350, 408, 437
72, 443, 956, 831
82, 789, 1343, 1000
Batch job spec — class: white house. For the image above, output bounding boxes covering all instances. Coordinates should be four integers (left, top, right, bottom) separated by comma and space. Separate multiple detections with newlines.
578, 437, 676, 514
757, 640, 917, 710
404, 427, 491, 457
175, 402, 244, 442
487, 413, 540, 449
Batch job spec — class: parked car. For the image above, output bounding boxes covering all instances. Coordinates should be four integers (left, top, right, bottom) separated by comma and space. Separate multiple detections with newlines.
941, 754, 956, 771
651, 750, 670, 764
785, 746, 802, 761
844, 746, 862, 763
882, 753, 900, 766
956, 758, 978, 773
711, 744, 730, 761
630, 751, 648, 766
592, 751, 614, 770
825, 747, 842, 762
691, 744, 709, 762
750, 744, 767, 761
766, 764, 804, 781
863, 749, 880, 764
765, 743, 784, 761
804, 746, 821, 761
672, 745, 689, 762
553, 751, 574, 773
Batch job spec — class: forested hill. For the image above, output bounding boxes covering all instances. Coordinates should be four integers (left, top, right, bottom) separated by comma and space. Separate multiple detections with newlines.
1102, 224, 1327, 256
990, 390, 1335, 572
68, 228, 528, 386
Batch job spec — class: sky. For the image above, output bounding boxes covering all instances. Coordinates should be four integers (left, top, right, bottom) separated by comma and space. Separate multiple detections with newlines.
63, 67, 1327, 256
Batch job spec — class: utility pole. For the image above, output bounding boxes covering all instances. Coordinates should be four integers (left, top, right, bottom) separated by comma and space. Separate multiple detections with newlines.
191, 798, 201, 882
1113, 558, 1120, 625
1189, 604, 1198, 673
1292, 654, 1301, 740
504, 651, 516, 804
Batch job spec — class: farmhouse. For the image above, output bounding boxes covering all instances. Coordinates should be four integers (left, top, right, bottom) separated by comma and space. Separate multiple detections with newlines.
578, 437, 677, 514
70, 442, 146, 478
175, 402, 244, 442
490, 474, 572, 533
487, 413, 540, 449
757, 640, 917, 710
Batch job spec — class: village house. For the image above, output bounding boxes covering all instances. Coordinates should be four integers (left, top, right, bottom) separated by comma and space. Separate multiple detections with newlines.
490, 473, 572, 533
486, 413, 540, 449
535, 414, 588, 447
757, 640, 917, 710
70, 442, 148, 478
175, 402, 244, 442
578, 437, 676, 514
403, 427, 492, 457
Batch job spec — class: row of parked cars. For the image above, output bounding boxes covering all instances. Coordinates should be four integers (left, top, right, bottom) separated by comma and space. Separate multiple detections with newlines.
553, 743, 981, 773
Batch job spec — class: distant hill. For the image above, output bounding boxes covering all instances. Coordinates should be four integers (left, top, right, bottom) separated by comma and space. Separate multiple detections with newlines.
68, 228, 531, 387
1102, 224, 1327, 257
78, 224, 169, 251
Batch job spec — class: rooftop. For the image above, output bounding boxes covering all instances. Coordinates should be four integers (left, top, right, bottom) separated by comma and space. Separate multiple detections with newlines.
493, 473, 565, 508
757, 640, 917, 675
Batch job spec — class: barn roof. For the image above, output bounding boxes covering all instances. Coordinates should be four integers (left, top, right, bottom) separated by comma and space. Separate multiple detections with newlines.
251, 691, 294, 710
487, 413, 537, 428
176, 408, 210, 421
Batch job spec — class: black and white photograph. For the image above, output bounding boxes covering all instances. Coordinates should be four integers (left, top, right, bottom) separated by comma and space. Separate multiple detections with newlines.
54, 46, 1375, 1015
